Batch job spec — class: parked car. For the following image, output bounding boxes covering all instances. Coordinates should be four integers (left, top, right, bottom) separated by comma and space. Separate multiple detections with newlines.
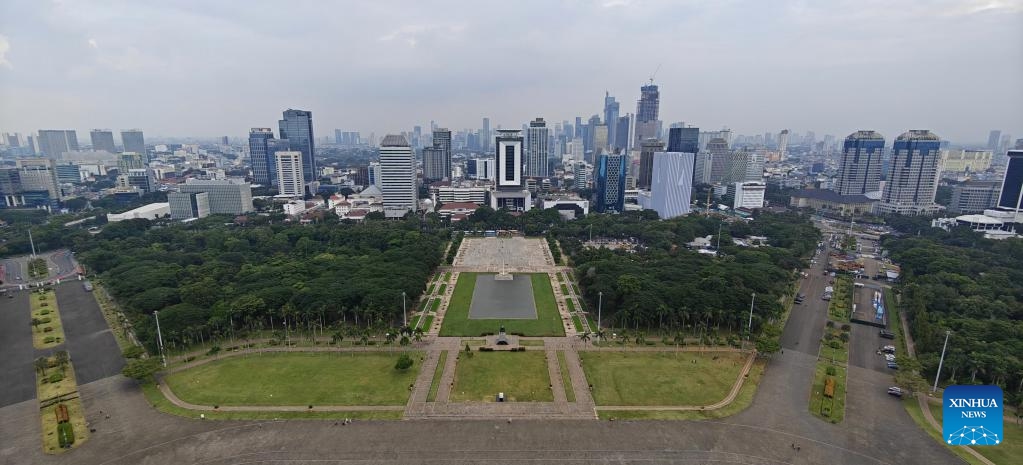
879, 330, 895, 339
887, 387, 903, 397
887, 362, 899, 370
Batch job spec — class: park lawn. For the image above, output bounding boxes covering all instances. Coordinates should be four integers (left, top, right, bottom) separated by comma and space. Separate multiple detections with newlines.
422, 315, 434, 331
572, 314, 584, 332
565, 298, 576, 313
808, 360, 846, 423
827, 275, 853, 321
438, 284, 447, 295
450, 351, 553, 402
164, 352, 420, 406
557, 351, 575, 402
427, 283, 435, 295
427, 351, 448, 402
598, 359, 766, 420
556, 273, 563, 282
561, 283, 570, 295
443, 271, 451, 282
31, 290, 65, 350
581, 351, 747, 406
438, 272, 565, 337
429, 299, 440, 312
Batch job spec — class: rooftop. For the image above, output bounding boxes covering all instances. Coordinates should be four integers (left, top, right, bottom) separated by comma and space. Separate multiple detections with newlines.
792, 188, 874, 204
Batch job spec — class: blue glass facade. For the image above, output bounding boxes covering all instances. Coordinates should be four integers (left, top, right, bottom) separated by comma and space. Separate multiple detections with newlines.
997, 150, 1023, 211
278, 109, 316, 183
667, 127, 699, 153
596, 153, 627, 213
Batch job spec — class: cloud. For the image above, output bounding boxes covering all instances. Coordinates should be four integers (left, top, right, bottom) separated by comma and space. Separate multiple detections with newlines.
0, 35, 10, 69
87, 38, 98, 48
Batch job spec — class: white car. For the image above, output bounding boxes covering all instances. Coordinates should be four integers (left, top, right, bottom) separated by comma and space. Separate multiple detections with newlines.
884, 354, 896, 362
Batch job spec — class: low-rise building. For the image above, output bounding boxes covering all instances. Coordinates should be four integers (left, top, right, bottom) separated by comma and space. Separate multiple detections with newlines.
790, 188, 877, 216
107, 202, 170, 222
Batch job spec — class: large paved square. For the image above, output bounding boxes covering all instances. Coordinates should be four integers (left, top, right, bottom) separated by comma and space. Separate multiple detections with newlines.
468, 274, 537, 319
455, 237, 552, 271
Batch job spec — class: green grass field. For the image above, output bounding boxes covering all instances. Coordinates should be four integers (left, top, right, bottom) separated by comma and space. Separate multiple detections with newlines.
439, 272, 565, 337
164, 352, 420, 406
557, 351, 575, 402
581, 351, 746, 406
924, 398, 1021, 465
450, 351, 552, 402
141, 383, 401, 420
427, 351, 448, 402
809, 361, 846, 423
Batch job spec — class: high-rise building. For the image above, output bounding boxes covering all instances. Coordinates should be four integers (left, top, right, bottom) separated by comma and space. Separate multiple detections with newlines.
379, 135, 417, 218
987, 130, 1002, 152
707, 138, 730, 183
16, 159, 60, 199
248, 128, 289, 186
37, 130, 78, 158
777, 129, 790, 159
949, 182, 1000, 214
835, 130, 885, 196
118, 152, 146, 173
491, 130, 531, 211
422, 147, 445, 182
572, 161, 590, 190
274, 151, 304, 196
178, 179, 254, 214
614, 115, 631, 153
278, 109, 316, 183
941, 149, 993, 175
54, 163, 81, 184
466, 158, 495, 180
482, 118, 491, 151
334, 129, 344, 145
604, 92, 620, 150
121, 129, 146, 156
693, 152, 712, 185
637, 138, 665, 189
732, 181, 767, 210
592, 125, 608, 156
368, 161, 382, 187
634, 84, 660, 147
648, 152, 694, 219
878, 130, 942, 215
169, 191, 210, 220
569, 137, 584, 163
995, 150, 1023, 214
524, 118, 549, 178
90, 130, 116, 153
596, 153, 627, 213
120, 168, 156, 193
667, 127, 699, 154
433, 128, 452, 180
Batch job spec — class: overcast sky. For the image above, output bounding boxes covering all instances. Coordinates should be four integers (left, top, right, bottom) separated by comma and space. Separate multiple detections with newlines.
1, 0, 1021, 145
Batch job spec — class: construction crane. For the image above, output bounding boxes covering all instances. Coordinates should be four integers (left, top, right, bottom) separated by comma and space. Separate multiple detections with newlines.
648, 64, 661, 85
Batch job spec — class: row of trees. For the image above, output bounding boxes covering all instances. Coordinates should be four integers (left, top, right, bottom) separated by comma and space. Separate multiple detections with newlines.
75, 215, 446, 353
882, 225, 1023, 404
553, 211, 819, 343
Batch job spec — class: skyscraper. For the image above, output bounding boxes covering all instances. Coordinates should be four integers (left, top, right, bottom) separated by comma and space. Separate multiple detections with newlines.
37, 130, 78, 158
995, 150, 1023, 214
422, 147, 445, 182
248, 128, 289, 186
987, 130, 1002, 152
707, 138, 730, 183
482, 118, 491, 152
835, 130, 885, 196
274, 151, 304, 197
634, 83, 660, 147
596, 153, 627, 213
604, 92, 620, 150
491, 130, 531, 211
648, 152, 694, 219
121, 129, 146, 156
667, 127, 699, 153
777, 129, 790, 159
878, 130, 942, 215
637, 138, 665, 189
278, 109, 316, 182
525, 118, 549, 177
335, 129, 344, 145
614, 115, 631, 153
379, 135, 417, 218
90, 130, 116, 153
433, 128, 452, 180
592, 125, 608, 156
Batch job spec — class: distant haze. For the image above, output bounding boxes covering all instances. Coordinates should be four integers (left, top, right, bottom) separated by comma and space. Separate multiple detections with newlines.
0, 0, 1021, 144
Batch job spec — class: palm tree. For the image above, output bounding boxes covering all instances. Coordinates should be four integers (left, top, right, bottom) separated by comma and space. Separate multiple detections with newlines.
31, 318, 42, 331
385, 332, 397, 345
634, 332, 646, 346
412, 331, 423, 343
54, 351, 69, 374
34, 357, 48, 376
399, 336, 410, 349
360, 333, 369, 346
331, 331, 344, 348
579, 332, 591, 345
673, 332, 685, 348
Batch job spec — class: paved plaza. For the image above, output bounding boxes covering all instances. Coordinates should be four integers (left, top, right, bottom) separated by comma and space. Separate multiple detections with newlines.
468, 274, 537, 319
454, 237, 555, 271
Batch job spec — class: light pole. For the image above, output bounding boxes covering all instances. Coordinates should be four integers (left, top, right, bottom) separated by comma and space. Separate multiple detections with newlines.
747, 293, 756, 350
154, 310, 167, 367
597, 291, 603, 336
402, 292, 407, 327
933, 330, 951, 393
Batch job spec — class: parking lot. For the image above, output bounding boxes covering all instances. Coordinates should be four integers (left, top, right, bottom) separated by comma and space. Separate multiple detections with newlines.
0, 290, 37, 407
55, 282, 125, 384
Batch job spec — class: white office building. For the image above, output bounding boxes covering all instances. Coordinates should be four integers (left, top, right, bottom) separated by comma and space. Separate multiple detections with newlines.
732, 181, 767, 209
275, 151, 304, 197
648, 152, 694, 219
379, 135, 417, 218
525, 118, 549, 177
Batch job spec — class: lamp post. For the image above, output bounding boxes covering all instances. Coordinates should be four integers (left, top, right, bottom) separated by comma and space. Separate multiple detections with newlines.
597, 291, 603, 335
154, 310, 167, 367
402, 292, 407, 327
746, 293, 756, 351
933, 330, 951, 393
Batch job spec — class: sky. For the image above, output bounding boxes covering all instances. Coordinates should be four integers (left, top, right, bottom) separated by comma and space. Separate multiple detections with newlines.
0, 0, 1021, 145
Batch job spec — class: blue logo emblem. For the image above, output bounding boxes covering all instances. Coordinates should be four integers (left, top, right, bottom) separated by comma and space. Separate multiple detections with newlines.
943, 385, 1003, 446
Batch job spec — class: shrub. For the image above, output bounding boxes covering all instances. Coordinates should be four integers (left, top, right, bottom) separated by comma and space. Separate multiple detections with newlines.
825, 321, 835, 328
206, 345, 221, 356
184, 356, 196, 362
57, 423, 75, 448
39, 317, 51, 324
478, 347, 494, 352
43, 327, 53, 333
839, 332, 850, 343
123, 346, 145, 359
43, 336, 55, 344
840, 324, 851, 332
394, 353, 414, 370
39, 309, 50, 315
826, 366, 837, 376
829, 340, 842, 349
48, 372, 64, 384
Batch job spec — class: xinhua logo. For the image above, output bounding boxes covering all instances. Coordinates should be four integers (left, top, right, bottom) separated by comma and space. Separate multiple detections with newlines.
943, 385, 1003, 446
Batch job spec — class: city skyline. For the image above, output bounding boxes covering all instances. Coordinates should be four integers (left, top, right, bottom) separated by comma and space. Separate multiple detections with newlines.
0, 1, 1020, 143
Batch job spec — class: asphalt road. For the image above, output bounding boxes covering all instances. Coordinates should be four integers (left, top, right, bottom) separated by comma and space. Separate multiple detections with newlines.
781, 243, 831, 355
1, 259, 24, 284
0, 290, 36, 407
56, 282, 125, 384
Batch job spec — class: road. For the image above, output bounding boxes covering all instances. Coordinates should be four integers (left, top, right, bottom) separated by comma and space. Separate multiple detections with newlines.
0, 290, 36, 407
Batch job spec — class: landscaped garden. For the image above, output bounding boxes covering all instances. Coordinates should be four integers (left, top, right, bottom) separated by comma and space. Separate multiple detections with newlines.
31, 290, 64, 349
809, 360, 846, 423
581, 351, 747, 406
449, 351, 553, 402
439, 272, 564, 337
164, 352, 421, 406
35, 352, 88, 453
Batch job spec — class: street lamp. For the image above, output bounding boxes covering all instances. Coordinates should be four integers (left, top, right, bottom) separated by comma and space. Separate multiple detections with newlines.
401, 292, 407, 327
597, 291, 603, 335
933, 330, 951, 393
154, 310, 167, 367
